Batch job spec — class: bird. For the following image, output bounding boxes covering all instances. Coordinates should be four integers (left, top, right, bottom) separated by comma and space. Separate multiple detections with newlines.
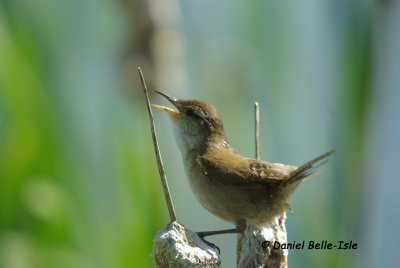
152, 91, 335, 238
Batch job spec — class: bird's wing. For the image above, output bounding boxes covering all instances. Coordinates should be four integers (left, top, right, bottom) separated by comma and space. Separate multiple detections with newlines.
198, 150, 294, 187
199, 149, 335, 188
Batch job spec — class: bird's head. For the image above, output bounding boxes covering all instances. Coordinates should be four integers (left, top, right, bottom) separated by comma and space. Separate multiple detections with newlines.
152, 91, 227, 153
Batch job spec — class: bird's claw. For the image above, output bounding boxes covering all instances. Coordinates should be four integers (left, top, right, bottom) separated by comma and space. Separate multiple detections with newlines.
197, 233, 220, 254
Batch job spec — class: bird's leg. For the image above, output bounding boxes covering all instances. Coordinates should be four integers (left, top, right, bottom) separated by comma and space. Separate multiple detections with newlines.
197, 219, 246, 237
197, 228, 241, 238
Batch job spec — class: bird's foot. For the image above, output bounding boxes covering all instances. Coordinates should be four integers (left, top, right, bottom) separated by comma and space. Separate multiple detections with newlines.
196, 228, 241, 254
196, 233, 220, 254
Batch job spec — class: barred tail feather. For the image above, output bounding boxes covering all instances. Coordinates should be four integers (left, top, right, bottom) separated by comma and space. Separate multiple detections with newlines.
282, 149, 335, 187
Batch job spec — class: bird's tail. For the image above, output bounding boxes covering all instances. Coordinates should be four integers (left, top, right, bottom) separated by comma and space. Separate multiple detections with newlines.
282, 149, 335, 187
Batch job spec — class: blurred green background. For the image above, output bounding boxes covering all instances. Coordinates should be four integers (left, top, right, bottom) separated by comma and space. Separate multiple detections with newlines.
1, 0, 399, 267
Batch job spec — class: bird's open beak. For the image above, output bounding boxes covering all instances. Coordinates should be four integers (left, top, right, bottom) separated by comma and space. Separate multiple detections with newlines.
151, 91, 181, 119
151, 104, 181, 119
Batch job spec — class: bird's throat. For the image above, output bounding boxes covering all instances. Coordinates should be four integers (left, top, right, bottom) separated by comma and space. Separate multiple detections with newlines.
173, 125, 229, 160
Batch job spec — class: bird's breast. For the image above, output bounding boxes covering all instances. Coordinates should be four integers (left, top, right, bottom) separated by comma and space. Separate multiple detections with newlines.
180, 155, 236, 222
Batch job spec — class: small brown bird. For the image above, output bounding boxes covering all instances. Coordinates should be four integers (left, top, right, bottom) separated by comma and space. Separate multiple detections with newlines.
152, 91, 334, 237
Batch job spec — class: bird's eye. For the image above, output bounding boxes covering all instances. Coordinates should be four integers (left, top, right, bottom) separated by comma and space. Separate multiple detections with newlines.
185, 108, 194, 116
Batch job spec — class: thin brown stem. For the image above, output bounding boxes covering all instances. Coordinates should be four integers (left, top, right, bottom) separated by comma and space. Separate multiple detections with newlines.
138, 67, 177, 222
255, 102, 260, 160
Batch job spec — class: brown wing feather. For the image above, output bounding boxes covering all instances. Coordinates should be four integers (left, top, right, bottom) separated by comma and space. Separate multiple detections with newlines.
198, 149, 294, 187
